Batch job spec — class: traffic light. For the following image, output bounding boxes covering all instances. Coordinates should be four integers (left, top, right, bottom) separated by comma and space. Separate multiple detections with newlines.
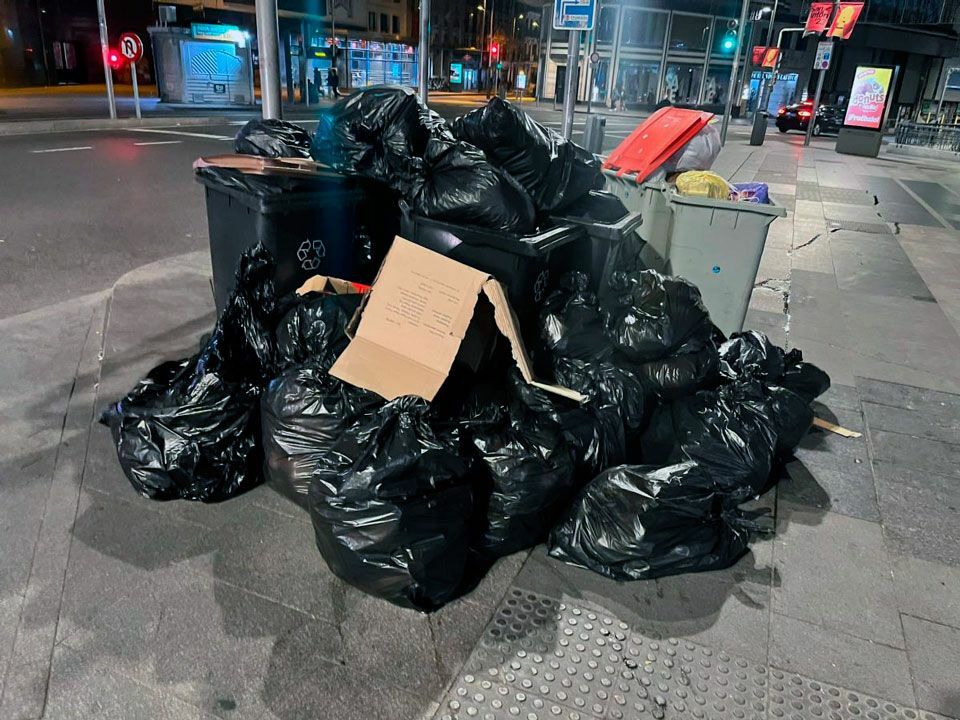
721, 32, 736, 52
106, 48, 124, 69
490, 43, 499, 56
496, 62, 503, 70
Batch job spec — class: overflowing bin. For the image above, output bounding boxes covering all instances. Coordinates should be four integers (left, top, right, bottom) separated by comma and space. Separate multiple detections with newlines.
196, 157, 397, 313
601, 174, 672, 273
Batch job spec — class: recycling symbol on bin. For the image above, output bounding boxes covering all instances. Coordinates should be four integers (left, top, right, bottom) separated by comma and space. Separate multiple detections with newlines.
297, 239, 326, 271
533, 269, 550, 302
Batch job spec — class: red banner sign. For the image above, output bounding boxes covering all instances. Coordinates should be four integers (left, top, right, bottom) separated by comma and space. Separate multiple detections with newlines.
828, 2, 864, 39
762, 48, 781, 68
752, 46, 766, 65
804, 2, 833, 35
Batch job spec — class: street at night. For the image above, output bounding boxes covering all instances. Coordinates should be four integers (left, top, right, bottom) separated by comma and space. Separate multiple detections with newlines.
3, 1, 960, 719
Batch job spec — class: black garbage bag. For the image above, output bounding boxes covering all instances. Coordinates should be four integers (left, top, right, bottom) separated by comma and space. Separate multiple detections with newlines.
261, 368, 381, 507
539, 273, 612, 363
308, 396, 478, 611
235, 119, 313, 158
450, 97, 601, 213
310, 85, 452, 196
764, 385, 815, 454
470, 375, 577, 558
602, 269, 716, 363
413, 139, 536, 233
101, 245, 277, 502
274, 291, 363, 373
631, 342, 719, 400
719, 331, 830, 403
641, 381, 779, 502
548, 462, 757, 581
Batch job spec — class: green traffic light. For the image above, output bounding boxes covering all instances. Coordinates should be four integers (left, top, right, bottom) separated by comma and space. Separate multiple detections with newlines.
722, 35, 736, 51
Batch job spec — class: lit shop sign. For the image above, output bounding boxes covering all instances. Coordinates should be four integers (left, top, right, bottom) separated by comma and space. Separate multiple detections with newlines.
191, 23, 247, 47
843, 66, 893, 130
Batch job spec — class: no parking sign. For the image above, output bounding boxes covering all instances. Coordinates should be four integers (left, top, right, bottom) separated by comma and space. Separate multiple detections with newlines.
119, 33, 144, 63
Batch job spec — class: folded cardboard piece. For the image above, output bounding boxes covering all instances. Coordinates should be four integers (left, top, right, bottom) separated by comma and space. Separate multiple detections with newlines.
193, 154, 335, 179
296, 275, 371, 296
330, 238, 583, 403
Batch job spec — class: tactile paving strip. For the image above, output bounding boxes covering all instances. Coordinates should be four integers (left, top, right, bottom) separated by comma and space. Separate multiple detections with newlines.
434, 589, 950, 720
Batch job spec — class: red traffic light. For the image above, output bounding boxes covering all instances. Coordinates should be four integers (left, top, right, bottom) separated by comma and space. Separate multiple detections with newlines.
490, 43, 499, 55
106, 48, 124, 70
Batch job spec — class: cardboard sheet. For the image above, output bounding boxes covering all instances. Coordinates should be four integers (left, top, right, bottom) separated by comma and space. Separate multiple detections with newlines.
330, 238, 583, 403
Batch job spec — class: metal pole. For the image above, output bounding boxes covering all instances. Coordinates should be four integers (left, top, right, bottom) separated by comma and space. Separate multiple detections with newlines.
720, 0, 750, 145
764, 0, 779, 46
803, 68, 825, 146
255, 0, 282, 119
96, 0, 117, 120
418, 0, 430, 102
36, 2, 50, 86
739, 14, 757, 114
561, 30, 580, 139
131, 60, 141, 119
487, 0, 495, 97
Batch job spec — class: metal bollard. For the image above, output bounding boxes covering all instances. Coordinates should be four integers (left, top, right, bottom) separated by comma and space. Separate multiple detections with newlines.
583, 115, 606, 154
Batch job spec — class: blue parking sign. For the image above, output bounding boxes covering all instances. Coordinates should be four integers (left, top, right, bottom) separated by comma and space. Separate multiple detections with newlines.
553, 0, 596, 30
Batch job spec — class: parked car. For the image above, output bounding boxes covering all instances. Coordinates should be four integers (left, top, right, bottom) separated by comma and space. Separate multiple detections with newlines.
776, 102, 845, 136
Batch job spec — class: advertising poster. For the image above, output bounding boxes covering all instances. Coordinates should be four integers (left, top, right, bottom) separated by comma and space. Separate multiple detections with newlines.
844, 66, 894, 129
828, 2, 864, 40
449, 63, 463, 84
804, 2, 834, 34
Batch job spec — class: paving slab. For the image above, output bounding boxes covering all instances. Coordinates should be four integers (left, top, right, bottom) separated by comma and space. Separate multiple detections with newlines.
772, 505, 903, 648
891, 555, 960, 631
858, 378, 960, 445
768, 613, 915, 706
902, 615, 960, 718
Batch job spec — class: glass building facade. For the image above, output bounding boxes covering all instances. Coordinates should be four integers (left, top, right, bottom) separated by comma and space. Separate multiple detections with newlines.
538, 2, 759, 110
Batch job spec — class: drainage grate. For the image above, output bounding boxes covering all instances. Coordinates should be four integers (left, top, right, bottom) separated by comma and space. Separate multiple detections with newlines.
435, 590, 938, 720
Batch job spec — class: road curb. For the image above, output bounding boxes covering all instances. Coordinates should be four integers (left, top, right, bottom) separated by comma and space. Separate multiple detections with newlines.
0, 116, 243, 137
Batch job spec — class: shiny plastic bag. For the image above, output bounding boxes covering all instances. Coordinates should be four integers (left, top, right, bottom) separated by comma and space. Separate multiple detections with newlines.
413, 139, 536, 233
310, 85, 452, 195
602, 270, 715, 363
450, 97, 601, 213
548, 461, 756, 581
539, 273, 612, 363
308, 396, 478, 611
675, 170, 734, 200
274, 291, 363, 373
261, 367, 381, 507
235, 119, 313, 158
471, 376, 577, 558
101, 245, 277, 502
632, 343, 719, 400
719, 331, 830, 403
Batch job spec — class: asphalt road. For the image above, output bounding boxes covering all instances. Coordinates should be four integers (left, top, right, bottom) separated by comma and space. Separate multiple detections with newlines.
0, 98, 813, 319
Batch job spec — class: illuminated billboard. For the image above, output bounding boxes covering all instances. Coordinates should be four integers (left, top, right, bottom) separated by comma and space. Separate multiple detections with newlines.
843, 66, 894, 130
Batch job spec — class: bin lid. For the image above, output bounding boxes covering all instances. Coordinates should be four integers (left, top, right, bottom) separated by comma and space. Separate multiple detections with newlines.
603, 108, 714, 184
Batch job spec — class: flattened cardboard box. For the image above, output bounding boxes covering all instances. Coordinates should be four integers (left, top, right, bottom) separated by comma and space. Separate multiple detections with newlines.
330, 237, 583, 403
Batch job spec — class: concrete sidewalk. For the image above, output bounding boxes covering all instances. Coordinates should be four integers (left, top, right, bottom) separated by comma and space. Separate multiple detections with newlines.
2, 138, 960, 720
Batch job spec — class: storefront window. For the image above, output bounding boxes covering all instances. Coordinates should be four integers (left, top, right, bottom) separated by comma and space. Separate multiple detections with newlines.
704, 64, 732, 105
615, 59, 660, 108
621, 10, 667, 49
596, 6, 617, 44
349, 40, 417, 87
663, 63, 703, 104
669, 13, 710, 53
590, 59, 610, 102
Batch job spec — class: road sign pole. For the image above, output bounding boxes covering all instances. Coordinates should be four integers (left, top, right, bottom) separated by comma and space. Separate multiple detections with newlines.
803, 68, 826, 147
255, 0, 283, 120
561, 30, 580, 140
418, 0, 430, 103
131, 61, 141, 119
96, 0, 117, 120
720, 0, 750, 145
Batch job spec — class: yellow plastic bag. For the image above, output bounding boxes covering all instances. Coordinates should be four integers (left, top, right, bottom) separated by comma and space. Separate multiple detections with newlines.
675, 170, 732, 200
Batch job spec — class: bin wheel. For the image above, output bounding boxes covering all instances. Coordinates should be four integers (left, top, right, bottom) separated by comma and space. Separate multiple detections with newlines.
777, 126, 787, 133
812, 122, 822, 137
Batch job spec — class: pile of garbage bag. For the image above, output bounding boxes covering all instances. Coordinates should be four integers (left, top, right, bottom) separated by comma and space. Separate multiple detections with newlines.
308, 87, 599, 232
104, 241, 828, 611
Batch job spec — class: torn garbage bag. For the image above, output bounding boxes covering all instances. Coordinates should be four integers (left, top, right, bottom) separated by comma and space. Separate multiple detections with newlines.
718, 331, 830, 403
310, 85, 452, 195
235, 119, 313, 158
100, 245, 277, 502
308, 396, 478, 611
450, 96, 601, 213
548, 462, 756, 581
413, 139, 536, 232
261, 368, 381, 508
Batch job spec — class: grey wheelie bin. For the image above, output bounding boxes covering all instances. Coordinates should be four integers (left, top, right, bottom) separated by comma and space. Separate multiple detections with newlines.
665, 189, 786, 336
602, 171, 672, 273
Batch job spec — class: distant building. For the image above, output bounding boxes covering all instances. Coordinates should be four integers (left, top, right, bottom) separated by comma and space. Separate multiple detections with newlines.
539, 0, 960, 121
